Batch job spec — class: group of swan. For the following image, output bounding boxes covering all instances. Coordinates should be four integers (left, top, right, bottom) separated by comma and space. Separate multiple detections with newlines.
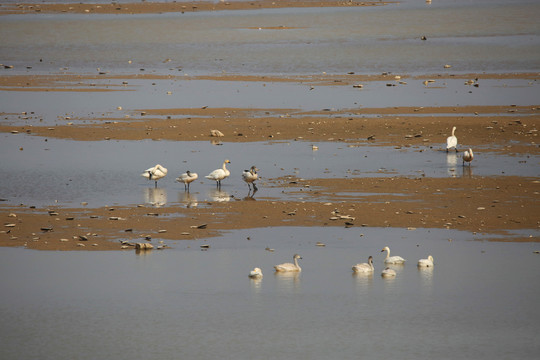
446, 126, 474, 166
142, 160, 259, 192
251, 249, 433, 279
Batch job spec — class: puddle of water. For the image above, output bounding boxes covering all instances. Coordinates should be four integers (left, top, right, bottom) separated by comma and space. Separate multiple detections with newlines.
1, 135, 538, 208
1, 226, 539, 360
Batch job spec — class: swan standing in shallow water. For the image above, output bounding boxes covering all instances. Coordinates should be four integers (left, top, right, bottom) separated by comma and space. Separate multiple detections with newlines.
249, 267, 263, 279
206, 159, 231, 188
381, 246, 406, 264
446, 126, 458, 152
418, 255, 434, 267
462, 148, 473, 166
274, 254, 302, 272
352, 256, 374, 273
176, 170, 198, 191
381, 267, 397, 277
141, 164, 168, 188
242, 166, 259, 191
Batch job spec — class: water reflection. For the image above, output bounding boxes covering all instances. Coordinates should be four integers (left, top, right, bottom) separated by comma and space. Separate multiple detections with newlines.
446, 153, 458, 177
352, 272, 374, 291
143, 187, 167, 207
417, 266, 434, 285
207, 189, 231, 202
178, 192, 198, 208
462, 164, 473, 178
274, 271, 301, 292
249, 277, 263, 294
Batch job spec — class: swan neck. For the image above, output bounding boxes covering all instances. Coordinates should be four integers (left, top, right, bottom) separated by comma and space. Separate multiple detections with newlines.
294, 257, 300, 269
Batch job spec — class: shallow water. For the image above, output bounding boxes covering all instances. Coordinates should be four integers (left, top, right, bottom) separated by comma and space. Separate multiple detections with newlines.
1, 226, 539, 360
1, 0, 539, 75
1, 134, 538, 208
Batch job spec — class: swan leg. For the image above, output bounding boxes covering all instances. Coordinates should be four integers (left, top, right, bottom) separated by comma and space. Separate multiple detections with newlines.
154, 180, 158, 188
253, 183, 258, 191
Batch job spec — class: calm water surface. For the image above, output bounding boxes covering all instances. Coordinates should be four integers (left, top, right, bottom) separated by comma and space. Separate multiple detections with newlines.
1, 226, 539, 359
1, 134, 538, 208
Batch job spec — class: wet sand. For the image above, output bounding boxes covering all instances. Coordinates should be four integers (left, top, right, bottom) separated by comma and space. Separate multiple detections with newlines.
0, 3, 539, 250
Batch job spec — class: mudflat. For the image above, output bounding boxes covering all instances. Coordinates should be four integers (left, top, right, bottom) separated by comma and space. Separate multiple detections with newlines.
0, 2, 538, 250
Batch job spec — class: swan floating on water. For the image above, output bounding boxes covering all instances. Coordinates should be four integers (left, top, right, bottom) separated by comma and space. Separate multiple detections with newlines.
242, 165, 259, 191
446, 126, 458, 152
352, 255, 374, 273
176, 170, 198, 191
381, 267, 397, 277
381, 246, 406, 264
249, 267, 263, 279
141, 164, 168, 188
205, 159, 231, 188
418, 255, 434, 267
462, 148, 473, 166
274, 254, 302, 272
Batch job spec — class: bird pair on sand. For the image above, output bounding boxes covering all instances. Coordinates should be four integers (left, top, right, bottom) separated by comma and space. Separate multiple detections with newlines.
446, 126, 474, 166
142, 160, 259, 191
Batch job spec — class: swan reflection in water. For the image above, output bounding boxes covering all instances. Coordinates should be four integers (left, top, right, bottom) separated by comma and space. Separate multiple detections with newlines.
446, 152, 458, 177
143, 187, 167, 207
462, 164, 473, 178
274, 271, 301, 291
207, 189, 231, 202
178, 192, 198, 208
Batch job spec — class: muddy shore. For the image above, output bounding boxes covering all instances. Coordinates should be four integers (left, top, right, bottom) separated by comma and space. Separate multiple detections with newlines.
1, 72, 538, 250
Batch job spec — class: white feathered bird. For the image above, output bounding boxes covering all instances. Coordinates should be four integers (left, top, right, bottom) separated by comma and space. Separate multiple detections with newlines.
242, 165, 259, 191
141, 164, 168, 188
176, 170, 198, 191
418, 255, 434, 267
205, 159, 231, 188
274, 254, 302, 272
462, 148, 473, 166
446, 126, 458, 152
352, 256, 374, 273
381, 246, 406, 264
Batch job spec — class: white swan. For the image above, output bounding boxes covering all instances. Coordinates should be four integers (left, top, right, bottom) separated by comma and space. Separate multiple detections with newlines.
381, 246, 406, 264
242, 165, 259, 191
205, 159, 231, 188
446, 126, 458, 152
274, 254, 302, 272
249, 267, 263, 279
141, 164, 168, 188
176, 170, 198, 191
462, 148, 473, 166
352, 255, 374, 273
381, 267, 397, 277
418, 255, 434, 267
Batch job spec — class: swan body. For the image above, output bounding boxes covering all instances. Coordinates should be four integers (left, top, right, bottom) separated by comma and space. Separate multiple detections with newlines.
205, 159, 231, 187
242, 166, 259, 191
353, 256, 374, 273
274, 254, 302, 272
446, 126, 458, 152
418, 255, 434, 267
141, 164, 168, 188
176, 170, 198, 191
381, 267, 397, 277
249, 267, 263, 279
462, 148, 473, 166
381, 246, 406, 264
